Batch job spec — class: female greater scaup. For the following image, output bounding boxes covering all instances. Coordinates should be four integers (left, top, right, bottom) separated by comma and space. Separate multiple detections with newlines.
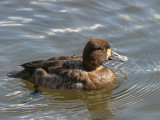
13, 38, 127, 90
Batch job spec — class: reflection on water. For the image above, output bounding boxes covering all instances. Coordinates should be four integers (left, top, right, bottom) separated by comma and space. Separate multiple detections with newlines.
20, 81, 115, 120
1, 0, 160, 119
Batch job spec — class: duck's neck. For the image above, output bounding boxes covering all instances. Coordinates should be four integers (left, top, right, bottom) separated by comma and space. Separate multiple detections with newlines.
83, 51, 102, 71
83, 60, 101, 71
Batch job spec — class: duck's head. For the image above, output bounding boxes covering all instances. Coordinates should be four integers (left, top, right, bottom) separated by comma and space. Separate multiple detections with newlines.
83, 38, 127, 70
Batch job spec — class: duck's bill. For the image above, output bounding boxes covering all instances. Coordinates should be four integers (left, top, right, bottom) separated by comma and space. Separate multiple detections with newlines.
109, 51, 128, 61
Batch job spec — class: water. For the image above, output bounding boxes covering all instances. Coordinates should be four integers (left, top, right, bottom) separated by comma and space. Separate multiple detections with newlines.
1, 0, 160, 119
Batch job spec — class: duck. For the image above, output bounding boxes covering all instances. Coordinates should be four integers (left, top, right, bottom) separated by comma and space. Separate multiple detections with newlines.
12, 38, 127, 90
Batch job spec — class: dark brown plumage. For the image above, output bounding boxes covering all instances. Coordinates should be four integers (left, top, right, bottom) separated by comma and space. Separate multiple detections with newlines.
14, 38, 116, 90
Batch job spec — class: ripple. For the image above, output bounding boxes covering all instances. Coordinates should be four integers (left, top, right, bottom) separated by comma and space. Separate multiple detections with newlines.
38, 0, 57, 2
8, 16, 33, 23
103, 46, 160, 110
0, 24, 23, 27
9, 103, 48, 107
0, 56, 10, 62
119, 14, 131, 20
153, 14, 160, 19
111, 69, 160, 109
134, 25, 144, 29
47, 24, 105, 35
105, 4, 120, 10
23, 35, 45, 39
31, 1, 51, 6
3, 78, 15, 81
146, 66, 160, 72
60, 8, 78, 13
6, 91, 22, 96
34, 15, 47, 18
148, 9, 160, 20
113, 83, 160, 108
16, 8, 33, 11
0, 103, 49, 113
124, 25, 145, 31
0, 21, 23, 26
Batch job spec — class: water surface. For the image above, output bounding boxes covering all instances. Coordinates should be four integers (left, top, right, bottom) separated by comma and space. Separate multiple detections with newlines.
1, 0, 160, 119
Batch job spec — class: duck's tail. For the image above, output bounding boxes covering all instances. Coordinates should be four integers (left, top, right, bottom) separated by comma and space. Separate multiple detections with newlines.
7, 69, 34, 82
7, 71, 20, 78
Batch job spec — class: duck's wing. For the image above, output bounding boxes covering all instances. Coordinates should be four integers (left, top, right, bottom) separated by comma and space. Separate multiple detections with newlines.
21, 59, 47, 68
16, 55, 85, 89
20, 55, 82, 70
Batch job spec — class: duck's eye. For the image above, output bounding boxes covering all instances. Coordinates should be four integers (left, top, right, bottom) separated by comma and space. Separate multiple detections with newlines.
101, 48, 106, 52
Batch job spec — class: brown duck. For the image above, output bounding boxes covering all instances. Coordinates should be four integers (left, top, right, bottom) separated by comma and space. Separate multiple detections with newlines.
13, 38, 128, 90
